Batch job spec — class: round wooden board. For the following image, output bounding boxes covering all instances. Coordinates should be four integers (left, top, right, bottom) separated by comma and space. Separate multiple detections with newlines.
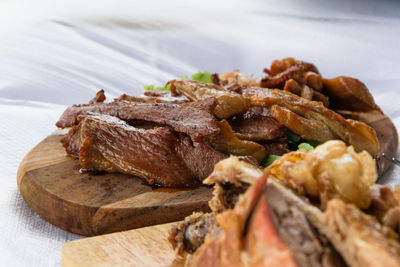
337, 110, 399, 176
17, 111, 398, 237
17, 134, 212, 236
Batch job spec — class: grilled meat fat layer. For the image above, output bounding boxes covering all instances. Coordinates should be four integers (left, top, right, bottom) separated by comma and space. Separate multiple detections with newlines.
57, 97, 220, 143
62, 114, 227, 187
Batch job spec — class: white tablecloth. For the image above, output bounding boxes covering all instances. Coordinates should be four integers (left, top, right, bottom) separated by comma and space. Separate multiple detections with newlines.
1, 0, 399, 266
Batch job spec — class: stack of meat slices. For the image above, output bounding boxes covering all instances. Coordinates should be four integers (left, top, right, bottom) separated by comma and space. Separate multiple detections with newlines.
170, 141, 400, 267
56, 58, 381, 188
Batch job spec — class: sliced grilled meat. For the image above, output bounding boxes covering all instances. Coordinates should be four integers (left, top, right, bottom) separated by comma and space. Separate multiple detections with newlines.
265, 57, 320, 76
284, 79, 329, 107
260, 139, 290, 156
323, 76, 381, 112
211, 120, 267, 163
64, 114, 227, 187
88, 89, 106, 104
171, 80, 250, 119
56, 97, 220, 143
114, 93, 189, 104
218, 70, 262, 92
262, 58, 322, 92
261, 64, 307, 89
229, 106, 285, 141
246, 88, 379, 156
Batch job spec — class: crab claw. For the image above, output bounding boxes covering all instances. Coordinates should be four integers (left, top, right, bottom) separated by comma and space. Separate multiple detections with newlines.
188, 175, 267, 267
244, 193, 298, 267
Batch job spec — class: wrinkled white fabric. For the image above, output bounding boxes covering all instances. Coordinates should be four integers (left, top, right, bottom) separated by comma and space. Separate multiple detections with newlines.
0, 0, 399, 266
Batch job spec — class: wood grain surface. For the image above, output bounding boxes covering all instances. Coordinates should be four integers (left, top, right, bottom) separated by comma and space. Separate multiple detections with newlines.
338, 110, 399, 176
17, 111, 398, 237
17, 134, 212, 236
59, 111, 399, 267
61, 223, 180, 267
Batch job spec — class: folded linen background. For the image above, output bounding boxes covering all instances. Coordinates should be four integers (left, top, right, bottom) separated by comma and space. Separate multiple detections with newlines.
1, 0, 399, 266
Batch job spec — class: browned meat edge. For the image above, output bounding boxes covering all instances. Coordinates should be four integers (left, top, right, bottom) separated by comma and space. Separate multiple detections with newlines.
56, 97, 220, 143
62, 114, 227, 187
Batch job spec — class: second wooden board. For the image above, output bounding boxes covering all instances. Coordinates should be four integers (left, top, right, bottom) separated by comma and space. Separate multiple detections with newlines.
61, 223, 178, 267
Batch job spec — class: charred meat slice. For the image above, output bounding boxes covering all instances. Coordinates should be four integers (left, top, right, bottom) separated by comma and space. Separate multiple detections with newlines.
61, 124, 82, 156
218, 70, 263, 92
56, 98, 219, 143
270, 104, 337, 143
114, 93, 189, 104
283, 78, 302, 95
262, 65, 323, 92
247, 88, 379, 156
175, 135, 227, 180
211, 120, 267, 163
261, 64, 307, 89
284, 79, 329, 107
64, 114, 227, 187
77, 115, 198, 187
171, 80, 250, 119
88, 89, 106, 104
262, 58, 322, 92
143, 90, 169, 97
264, 57, 320, 76
229, 106, 285, 141
323, 76, 382, 112
260, 139, 290, 156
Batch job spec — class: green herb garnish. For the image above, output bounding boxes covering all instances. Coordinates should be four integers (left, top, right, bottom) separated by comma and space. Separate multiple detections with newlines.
144, 83, 171, 91
297, 143, 314, 152
191, 71, 212, 84
285, 128, 319, 151
261, 154, 282, 168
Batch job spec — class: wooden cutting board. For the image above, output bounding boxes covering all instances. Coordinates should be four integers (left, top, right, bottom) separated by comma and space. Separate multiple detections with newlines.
60, 110, 399, 267
17, 133, 212, 236
61, 223, 180, 267
17, 110, 398, 237
338, 110, 398, 176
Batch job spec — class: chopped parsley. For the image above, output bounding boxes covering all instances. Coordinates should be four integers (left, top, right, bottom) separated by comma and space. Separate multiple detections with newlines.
260, 130, 320, 168
143, 70, 212, 92
191, 71, 212, 84
261, 154, 282, 168
144, 83, 172, 91
297, 142, 314, 152
285, 128, 319, 151
286, 128, 301, 150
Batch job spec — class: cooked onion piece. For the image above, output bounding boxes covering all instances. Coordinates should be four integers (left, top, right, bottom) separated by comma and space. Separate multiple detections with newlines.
247, 88, 379, 156
266, 140, 377, 209
171, 80, 250, 119
211, 120, 267, 163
